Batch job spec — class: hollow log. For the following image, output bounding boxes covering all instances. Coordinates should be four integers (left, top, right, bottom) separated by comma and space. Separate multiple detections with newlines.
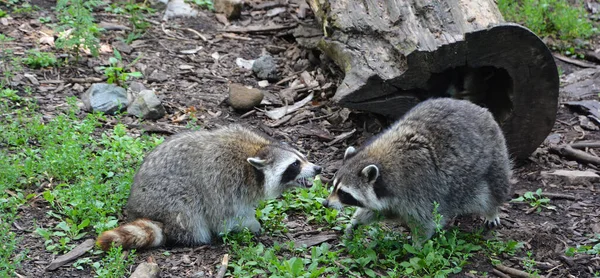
295, 0, 559, 160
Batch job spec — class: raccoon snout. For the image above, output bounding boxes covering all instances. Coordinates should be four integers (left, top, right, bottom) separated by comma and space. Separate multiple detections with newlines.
321, 199, 329, 207
314, 165, 322, 174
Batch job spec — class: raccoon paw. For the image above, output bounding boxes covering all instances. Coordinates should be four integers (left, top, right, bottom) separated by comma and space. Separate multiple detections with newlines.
344, 224, 356, 239
484, 216, 501, 228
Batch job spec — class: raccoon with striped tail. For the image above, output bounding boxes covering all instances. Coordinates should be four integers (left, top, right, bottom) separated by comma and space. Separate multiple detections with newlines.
96, 124, 322, 251
322, 98, 512, 242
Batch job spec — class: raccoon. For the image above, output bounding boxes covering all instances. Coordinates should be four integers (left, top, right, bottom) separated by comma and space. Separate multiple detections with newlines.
96, 124, 322, 251
323, 98, 512, 242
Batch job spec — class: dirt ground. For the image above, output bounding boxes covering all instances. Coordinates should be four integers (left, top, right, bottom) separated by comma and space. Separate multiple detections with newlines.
3, 0, 600, 277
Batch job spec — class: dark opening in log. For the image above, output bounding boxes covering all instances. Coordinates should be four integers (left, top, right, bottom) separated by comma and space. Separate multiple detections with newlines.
295, 1, 559, 160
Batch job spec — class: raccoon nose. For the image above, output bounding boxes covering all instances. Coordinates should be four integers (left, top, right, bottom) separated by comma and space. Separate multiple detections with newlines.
314, 165, 322, 174
321, 199, 329, 207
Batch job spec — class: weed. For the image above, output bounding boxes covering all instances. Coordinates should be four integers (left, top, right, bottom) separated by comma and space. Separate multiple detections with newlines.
498, 0, 596, 42
55, 0, 103, 60
92, 245, 137, 277
0, 9, 7, 18
39, 16, 52, 23
101, 49, 143, 86
566, 234, 600, 256
22, 49, 58, 69
522, 251, 540, 277
511, 188, 556, 212
0, 34, 23, 87
0, 93, 162, 273
186, 0, 215, 11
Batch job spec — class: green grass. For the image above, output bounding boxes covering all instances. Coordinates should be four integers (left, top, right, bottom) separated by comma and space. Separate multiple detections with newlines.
0, 90, 522, 277
498, 0, 597, 42
225, 183, 523, 278
0, 90, 163, 275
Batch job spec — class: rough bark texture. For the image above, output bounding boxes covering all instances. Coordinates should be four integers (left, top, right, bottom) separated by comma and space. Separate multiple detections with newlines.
295, 0, 559, 160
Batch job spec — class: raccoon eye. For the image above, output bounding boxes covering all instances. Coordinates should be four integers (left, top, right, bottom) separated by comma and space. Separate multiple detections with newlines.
292, 160, 299, 167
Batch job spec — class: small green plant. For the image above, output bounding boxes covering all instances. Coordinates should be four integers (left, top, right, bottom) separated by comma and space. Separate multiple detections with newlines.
55, 0, 103, 60
566, 234, 600, 256
498, 0, 596, 42
0, 34, 23, 86
92, 245, 137, 277
0, 9, 7, 18
186, 0, 215, 10
522, 251, 540, 277
101, 49, 143, 86
39, 16, 52, 23
511, 188, 556, 212
22, 50, 58, 69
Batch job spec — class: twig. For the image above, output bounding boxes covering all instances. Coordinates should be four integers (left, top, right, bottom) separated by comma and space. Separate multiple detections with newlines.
240, 110, 256, 119
493, 263, 534, 278
332, 260, 361, 277
178, 27, 208, 42
221, 23, 299, 34
221, 33, 252, 41
540, 192, 580, 201
295, 113, 334, 125
97, 13, 161, 25
549, 144, 600, 166
39, 77, 106, 84
491, 268, 511, 278
570, 141, 600, 149
215, 254, 229, 278
553, 53, 599, 68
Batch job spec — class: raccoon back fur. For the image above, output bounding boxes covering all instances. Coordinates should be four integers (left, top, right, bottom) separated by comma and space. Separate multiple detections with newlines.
97, 124, 322, 251
323, 98, 512, 241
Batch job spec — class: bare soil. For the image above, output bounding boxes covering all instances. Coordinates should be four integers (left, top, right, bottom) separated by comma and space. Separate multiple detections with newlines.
3, 0, 600, 277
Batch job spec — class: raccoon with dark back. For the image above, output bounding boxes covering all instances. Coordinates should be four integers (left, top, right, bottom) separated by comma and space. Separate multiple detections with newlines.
97, 124, 322, 251
323, 98, 512, 241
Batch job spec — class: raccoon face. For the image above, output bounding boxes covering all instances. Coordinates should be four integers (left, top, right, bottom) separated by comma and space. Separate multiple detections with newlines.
323, 147, 386, 211
247, 146, 322, 198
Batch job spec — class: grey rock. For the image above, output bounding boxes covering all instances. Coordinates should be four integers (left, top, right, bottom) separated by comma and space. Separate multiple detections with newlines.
81, 83, 129, 114
148, 70, 169, 83
128, 81, 147, 94
113, 40, 133, 54
293, 59, 310, 72
214, 0, 242, 20
163, 0, 198, 21
252, 55, 279, 81
127, 90, 166, 120
228, 83, 264, 111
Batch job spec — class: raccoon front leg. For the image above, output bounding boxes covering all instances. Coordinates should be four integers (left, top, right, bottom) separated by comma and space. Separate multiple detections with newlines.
345, 208, 378, 237
224, 212, 262, 235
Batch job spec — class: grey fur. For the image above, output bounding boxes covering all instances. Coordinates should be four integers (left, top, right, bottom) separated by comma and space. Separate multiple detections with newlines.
324, 98, 512, 242
126, 124, 321, 246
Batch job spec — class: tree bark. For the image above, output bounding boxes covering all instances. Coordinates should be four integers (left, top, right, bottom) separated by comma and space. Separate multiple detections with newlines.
295, 0, 559, 160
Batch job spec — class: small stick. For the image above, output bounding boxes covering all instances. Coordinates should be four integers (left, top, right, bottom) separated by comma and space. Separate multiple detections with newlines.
540, 192, 579, 201
570, 141, 600, 149
491, 268, 511, 278
215, 254, 229, 278
494, 263, 534, 278
332, 260, 361, 277
240, 110, 256, 119
549, 144, 600, 166
221, 33, 252, 41
181, 27, 208, 42
221, 24, 299, 34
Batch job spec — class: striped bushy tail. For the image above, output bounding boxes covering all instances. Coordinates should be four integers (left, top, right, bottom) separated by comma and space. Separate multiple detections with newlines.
96, 218, 165, 251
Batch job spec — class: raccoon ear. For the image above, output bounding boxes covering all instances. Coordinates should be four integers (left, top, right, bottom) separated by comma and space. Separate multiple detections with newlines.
361, 164, 379, 183
344, 146, 357, 161
247, 157, 267, 169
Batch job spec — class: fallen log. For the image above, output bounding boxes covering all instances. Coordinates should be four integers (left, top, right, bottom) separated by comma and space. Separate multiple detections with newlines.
295, 0, 559, 160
